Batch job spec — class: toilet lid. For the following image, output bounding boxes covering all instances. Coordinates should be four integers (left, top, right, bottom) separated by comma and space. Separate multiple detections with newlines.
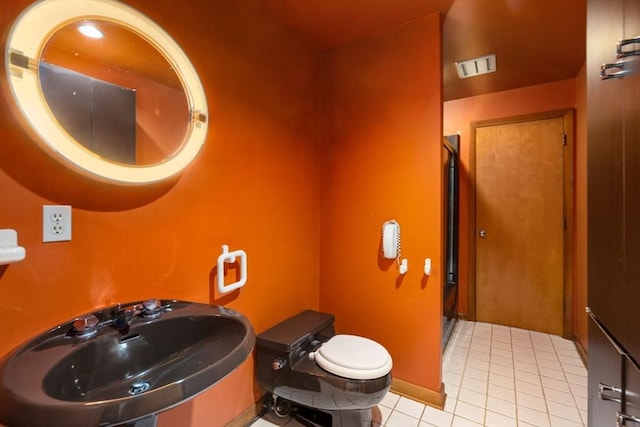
313, 334, 392, 380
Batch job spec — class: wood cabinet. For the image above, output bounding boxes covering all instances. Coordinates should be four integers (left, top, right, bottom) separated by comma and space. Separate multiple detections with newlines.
587, 0, 640, 425
623, 0, 640, 364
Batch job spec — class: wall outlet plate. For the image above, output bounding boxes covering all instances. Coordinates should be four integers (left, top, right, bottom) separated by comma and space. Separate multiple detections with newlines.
42, 205, 72, 242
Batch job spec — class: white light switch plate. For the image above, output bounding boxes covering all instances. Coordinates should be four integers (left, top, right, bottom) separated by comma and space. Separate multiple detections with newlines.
43, 205, 72, 242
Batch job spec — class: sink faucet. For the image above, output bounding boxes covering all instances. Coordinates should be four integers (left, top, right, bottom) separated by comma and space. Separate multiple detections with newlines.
111, 303, 144, 329
111, 299, 162, 329
70, 299, 164, 337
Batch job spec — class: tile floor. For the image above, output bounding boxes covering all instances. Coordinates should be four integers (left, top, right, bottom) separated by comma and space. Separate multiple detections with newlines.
250, 319, 588, 427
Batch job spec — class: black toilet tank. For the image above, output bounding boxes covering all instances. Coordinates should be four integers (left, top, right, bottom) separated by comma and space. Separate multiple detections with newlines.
257, 310, 335, 353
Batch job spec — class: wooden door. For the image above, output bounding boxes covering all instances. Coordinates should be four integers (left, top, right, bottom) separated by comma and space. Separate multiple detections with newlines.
475, 117, 565, 335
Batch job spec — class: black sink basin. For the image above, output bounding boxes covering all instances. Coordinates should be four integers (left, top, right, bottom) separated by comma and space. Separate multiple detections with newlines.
0, 300, 255, 427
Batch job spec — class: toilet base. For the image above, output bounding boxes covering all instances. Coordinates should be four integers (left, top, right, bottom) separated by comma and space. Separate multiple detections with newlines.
293, 405, 332, 426
265, 395, 382, 427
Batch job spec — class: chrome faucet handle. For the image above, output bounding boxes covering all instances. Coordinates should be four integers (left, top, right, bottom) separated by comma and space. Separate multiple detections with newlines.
141, 299, 161, 317
143, 299, 160, 312
72, 314, 99, 336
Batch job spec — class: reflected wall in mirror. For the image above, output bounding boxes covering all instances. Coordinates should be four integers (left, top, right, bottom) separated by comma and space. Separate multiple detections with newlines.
41, 20, 189, 166
5, 0, 208, 184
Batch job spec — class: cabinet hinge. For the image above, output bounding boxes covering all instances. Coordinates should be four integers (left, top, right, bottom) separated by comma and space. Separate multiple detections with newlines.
563, 217, 567, 230
562, 134, 567, 146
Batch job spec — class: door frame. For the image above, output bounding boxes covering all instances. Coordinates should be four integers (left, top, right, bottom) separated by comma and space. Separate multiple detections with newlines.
468, 109, 575, 339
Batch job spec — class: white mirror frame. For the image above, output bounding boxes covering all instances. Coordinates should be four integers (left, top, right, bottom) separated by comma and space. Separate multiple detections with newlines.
5, 0, 208, 184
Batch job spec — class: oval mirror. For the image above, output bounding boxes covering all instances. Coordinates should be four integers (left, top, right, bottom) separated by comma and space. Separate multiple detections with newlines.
5, 0, 208, 184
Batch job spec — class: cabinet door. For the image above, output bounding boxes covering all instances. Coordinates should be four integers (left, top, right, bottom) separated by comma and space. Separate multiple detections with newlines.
621, 356, 640, 425
622, 0, 640, 363
588, 317, 624, 426
587, 0, 626, 339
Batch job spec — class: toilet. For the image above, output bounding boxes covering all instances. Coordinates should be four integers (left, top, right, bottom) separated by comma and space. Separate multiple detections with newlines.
256, 310, 392, 426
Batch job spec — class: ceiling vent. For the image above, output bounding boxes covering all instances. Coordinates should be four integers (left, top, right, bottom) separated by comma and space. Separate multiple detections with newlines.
455, 54, 496, 79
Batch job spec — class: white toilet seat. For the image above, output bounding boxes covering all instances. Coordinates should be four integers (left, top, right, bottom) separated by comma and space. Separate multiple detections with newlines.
312, 334, 392, 380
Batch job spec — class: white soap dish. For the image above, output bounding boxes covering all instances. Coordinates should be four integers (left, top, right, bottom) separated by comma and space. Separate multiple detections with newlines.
0, 229, 26, 265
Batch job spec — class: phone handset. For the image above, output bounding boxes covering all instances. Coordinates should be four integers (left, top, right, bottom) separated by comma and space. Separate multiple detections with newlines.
381, 220, 401, 259
382, 220, 407, 274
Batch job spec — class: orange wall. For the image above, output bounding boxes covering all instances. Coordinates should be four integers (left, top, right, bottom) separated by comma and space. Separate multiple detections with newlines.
443, 78, 587, 347
0, 1, 320, 425
319, 14, 444, 392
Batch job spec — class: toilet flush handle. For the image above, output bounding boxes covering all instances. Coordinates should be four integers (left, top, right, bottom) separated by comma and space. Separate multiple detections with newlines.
272, 358, 286, 370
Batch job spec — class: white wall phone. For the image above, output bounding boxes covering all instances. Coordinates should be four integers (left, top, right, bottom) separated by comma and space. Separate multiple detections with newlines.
382, 220, 408, 274
382, 220, 401, 259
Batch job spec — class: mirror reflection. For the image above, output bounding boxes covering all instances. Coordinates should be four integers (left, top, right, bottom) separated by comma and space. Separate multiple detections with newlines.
40, 20, 190, 166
